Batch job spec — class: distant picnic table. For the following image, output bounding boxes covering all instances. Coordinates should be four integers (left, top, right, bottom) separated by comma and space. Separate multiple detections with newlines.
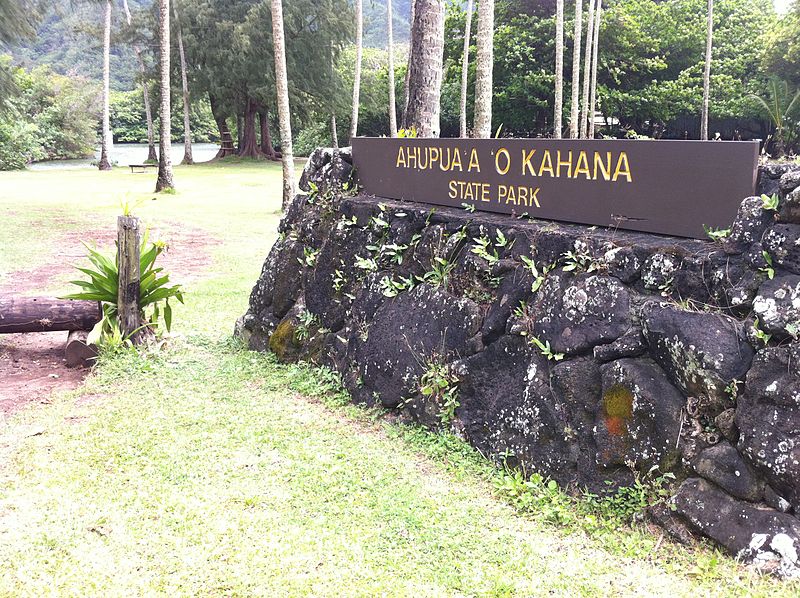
129, 164, 158, 173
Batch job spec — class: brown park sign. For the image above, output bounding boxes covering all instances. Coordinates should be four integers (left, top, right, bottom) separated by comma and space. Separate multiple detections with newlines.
351, 137, 759, 239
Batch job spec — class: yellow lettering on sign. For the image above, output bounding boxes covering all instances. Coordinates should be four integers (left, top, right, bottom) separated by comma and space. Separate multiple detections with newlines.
468, 148, 481, 173
481, 183, 491, 202
557, 150, 573, 178
522, 149, 537, 176
593, 151, 611, 181
396, 147, 406, 168
574, 151, 590, 179
539, 150, 554, 177
495, 148, 511, 175
613, 152, 632, 182
448, 180, 458, 198
451, 149, 463, 172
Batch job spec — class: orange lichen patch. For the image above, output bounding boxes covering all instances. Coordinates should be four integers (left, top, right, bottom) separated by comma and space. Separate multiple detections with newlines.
602, 383, 634, 437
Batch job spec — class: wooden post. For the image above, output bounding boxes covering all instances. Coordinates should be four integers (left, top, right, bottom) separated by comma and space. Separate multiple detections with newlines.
117, 215, 143, 343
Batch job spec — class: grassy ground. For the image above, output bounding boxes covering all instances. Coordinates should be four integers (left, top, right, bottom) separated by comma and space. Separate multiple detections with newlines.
0, 162, 797, 596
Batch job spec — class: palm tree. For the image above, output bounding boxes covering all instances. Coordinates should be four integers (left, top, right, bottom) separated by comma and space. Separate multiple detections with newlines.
155, 0, 174, 192
271, 0, 296, 209
700, 0, 713, 140
459, 0, 474, 138
588, 0, 602, 138
173, 1, 193, 164
98, 0, 112, 171
749, 79, 800, 158
387, 0, 397, 137
473, 0, 493, 138
350, 0, 363, 141
402, 0, 417, 128
405, 0, 445, 137
580, 0, 595, 138
122, 0, 157, 163
554, 0, 564, 139
569, 0, 583, 139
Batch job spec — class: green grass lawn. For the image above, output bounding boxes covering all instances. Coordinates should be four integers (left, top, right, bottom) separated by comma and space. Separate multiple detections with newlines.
0, 162, 797, 596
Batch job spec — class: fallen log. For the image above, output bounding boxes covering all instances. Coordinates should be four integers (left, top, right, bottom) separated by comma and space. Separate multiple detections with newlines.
65, 330, 98, 367
0, 297, 102, 334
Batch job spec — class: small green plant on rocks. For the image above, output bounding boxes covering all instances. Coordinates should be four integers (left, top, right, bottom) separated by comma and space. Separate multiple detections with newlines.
419, 360, 460, 425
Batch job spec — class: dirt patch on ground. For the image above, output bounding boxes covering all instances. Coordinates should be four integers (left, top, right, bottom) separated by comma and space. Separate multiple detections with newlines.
0, 222, 220, 418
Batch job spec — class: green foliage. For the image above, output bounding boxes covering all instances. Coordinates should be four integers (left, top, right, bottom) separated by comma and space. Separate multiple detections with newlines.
761, 193, 780, 211
0, 57, 99, 169
528, 336, 564, 362
418, 360, 460, 425
748, 79, 800, 156
62, 231, 185, 340
703, 225, 731, 241
760, 250, 775, 279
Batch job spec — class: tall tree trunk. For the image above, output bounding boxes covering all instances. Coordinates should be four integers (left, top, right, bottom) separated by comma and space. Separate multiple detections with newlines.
553, 0, 564, 139
259, 110, 277, 160
406, 0, 445, 137
331, 113, 338, 148
700, 0, 713, 140
569, 0, 583, 139
588, 0, 601, 138
271, 0, 296, 210
459, 0, 473, 138
387, 0, 397, 137
239, 98, 262, 158
473, 0, 493, 138
98, 0, 112, 171
173, 1, 193, 164
402, 0, 417, 128
210, 93, 235, 158
580, 0, 595, 138
350, 0, 363, 141
155, 0, 174, 192
122, 0, 157, 162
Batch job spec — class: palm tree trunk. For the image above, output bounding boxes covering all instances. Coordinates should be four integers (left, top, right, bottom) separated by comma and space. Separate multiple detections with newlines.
700, 0, 713, 140
271, 0, 296, 209
473, 0, 493, 138
569, 0, 583, 139
405, 0, 445, 137
122, 0, 157, 162
580, 0, 595, 138
459, 0, 473, 138
402, 0, 417, 128
173, 1, 193, 164
387, 0, 397, 137
588, 0, 602, 139
553, 0, 564, 139
155, 0, 174, 192
350, 0, 363, 141
98, 0, 112, 171
331, 113, 338, 148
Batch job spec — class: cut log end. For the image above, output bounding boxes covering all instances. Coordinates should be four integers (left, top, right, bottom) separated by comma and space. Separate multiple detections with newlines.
65, 330, 98, 368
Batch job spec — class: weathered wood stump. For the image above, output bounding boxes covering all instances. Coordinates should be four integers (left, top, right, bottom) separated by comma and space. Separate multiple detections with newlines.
117, 215, 145, 344
65, 330, 98, 367
0, 297, 102, 334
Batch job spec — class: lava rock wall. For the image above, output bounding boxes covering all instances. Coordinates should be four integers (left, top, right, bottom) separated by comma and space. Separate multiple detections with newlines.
238, 148, 800, 578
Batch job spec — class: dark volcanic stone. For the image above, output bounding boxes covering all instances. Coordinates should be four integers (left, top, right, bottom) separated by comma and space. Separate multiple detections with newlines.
675, 478, 800, 578
354, 284, 482, 408
593, 328, 647, 363
763, 224, 800, 275
753, 274, 800, 337
603, 245, 644, 283
531, 273, 631, 356
737, 345, 800, 513
247, 237, 305, 321
642, 302, 754, 415
690, 441, 763, 502
298, 147, 353, 194
759, 163, 800, 197
457, 335, 577, 483
594, 358, 684, 471
729, 196, 773, 246
481, 267, 534, 344
780, 170, 800, 196
780, 187, 800, 225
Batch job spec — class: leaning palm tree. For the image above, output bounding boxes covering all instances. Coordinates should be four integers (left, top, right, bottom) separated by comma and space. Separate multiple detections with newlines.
459, 0, 474, 138
98, 0, 112, 171
350, 0, 363, 141
700, 0, 713, 140
387, 0, 397, 137
173, 0, 193, 164
553, 0, 564, 139
155, 0, 174, 192
122, 0, 157, 163
473, 0, 494, 138
569, 0, 583, 139
271, 0, 296, 209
